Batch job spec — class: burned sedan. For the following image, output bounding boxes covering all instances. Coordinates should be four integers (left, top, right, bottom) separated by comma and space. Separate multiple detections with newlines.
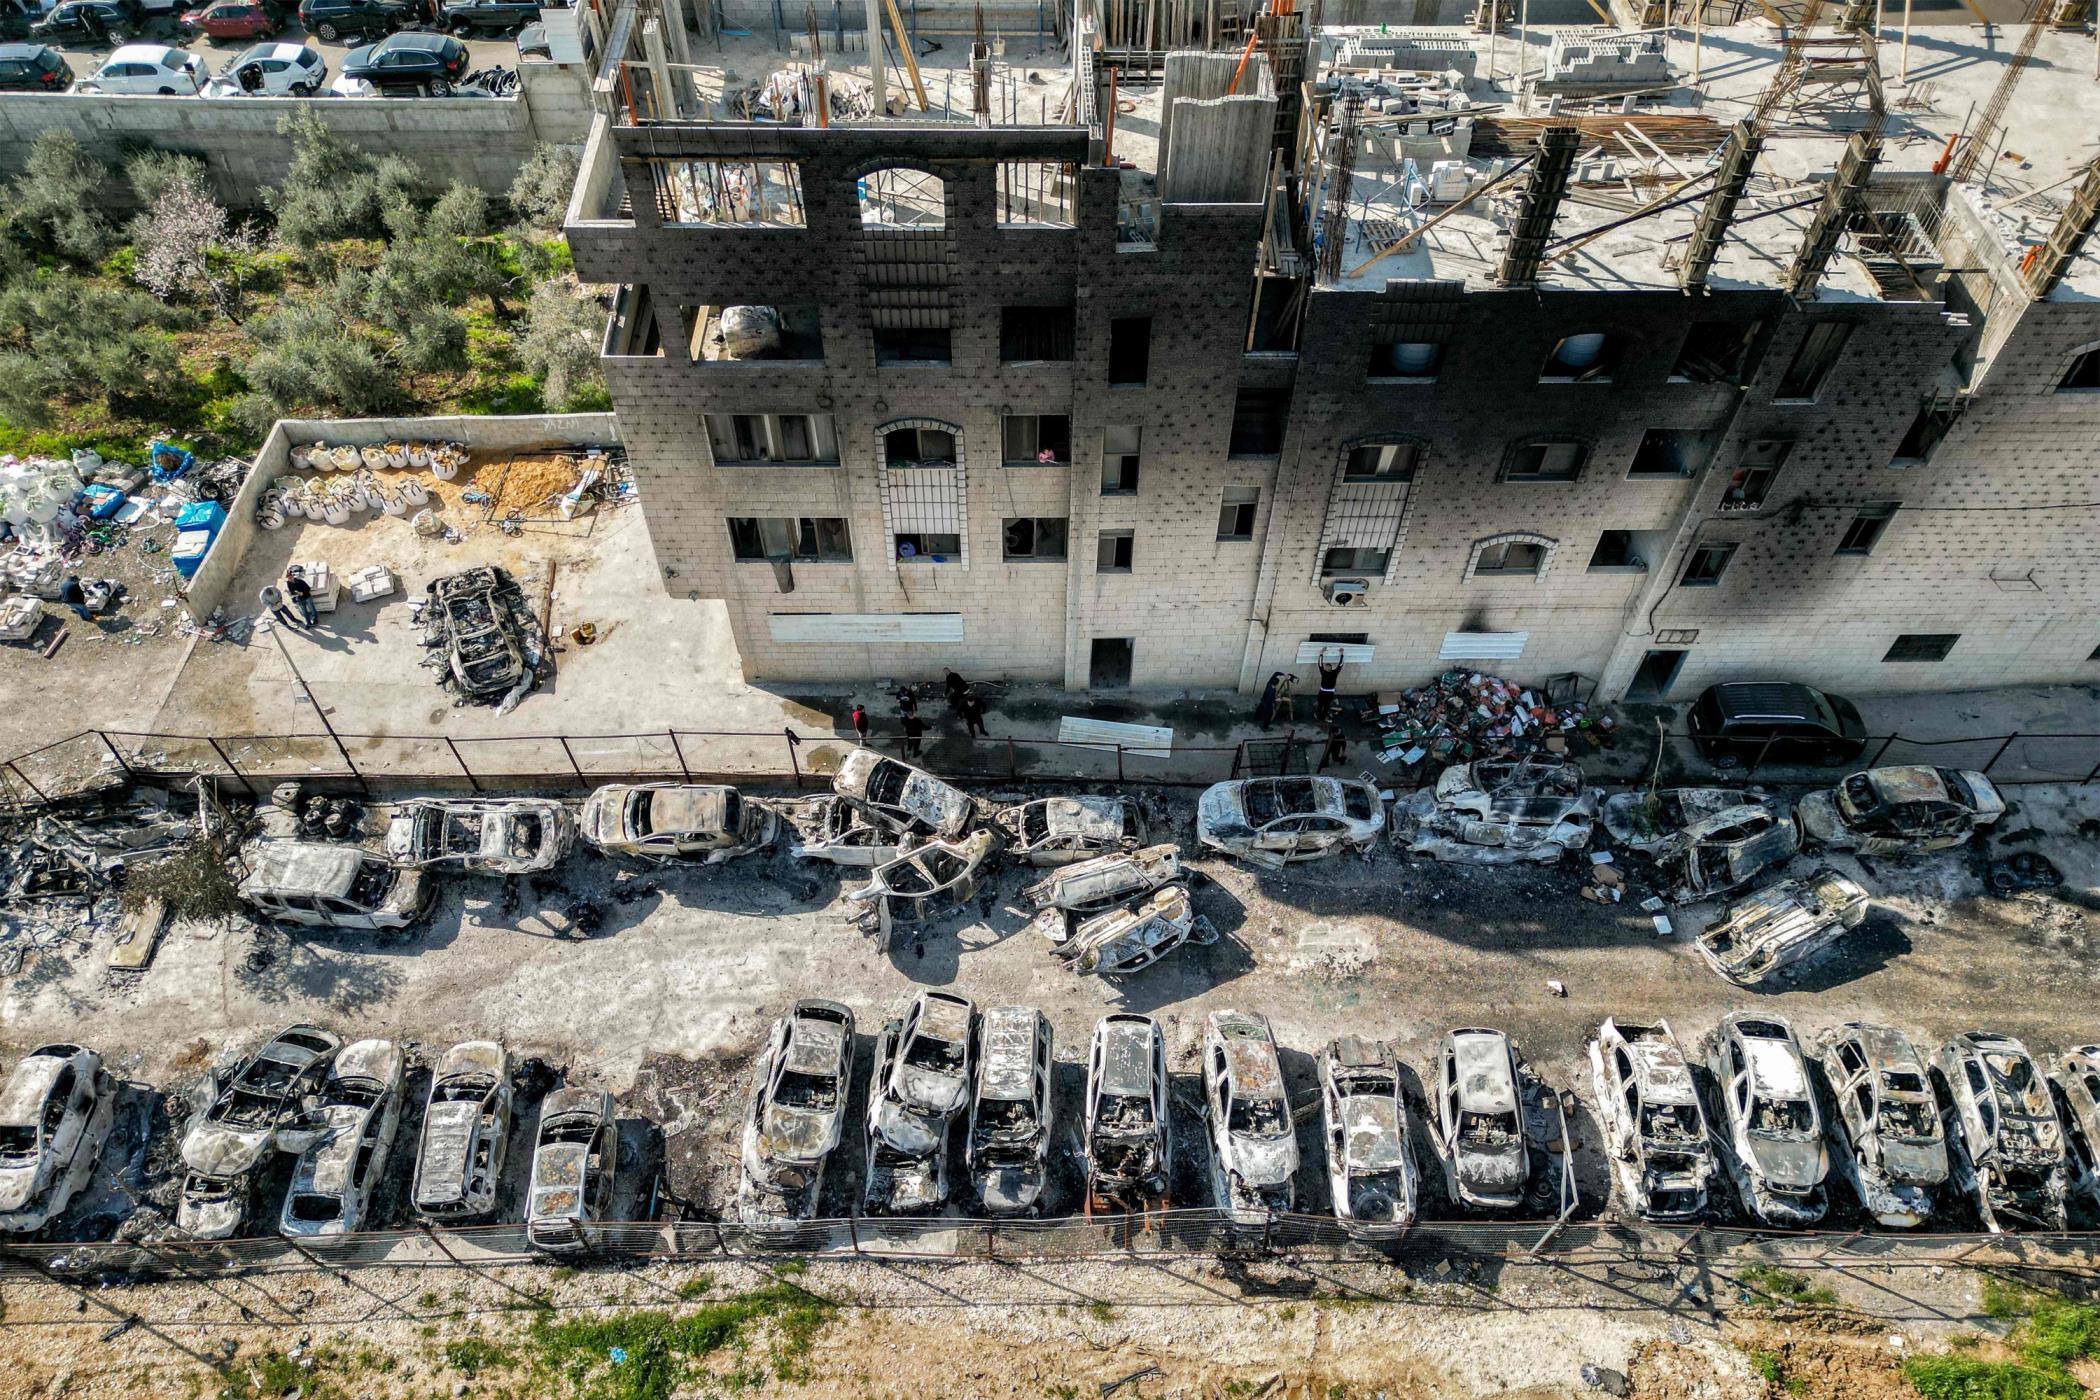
0, 1045, 117, 1234
1320, 1038, 1416, 1237
1084, 1014, 1171, 1215
1695, 869, 1871, 987
1651, 802, 1799, 903
1402, 755, 1600, 865
1601, 787, 1780, 856
993, 796, 1145, 866
412, 1041, 512, 1222
579, 783, 778, 864
737, 1000, 855, 1224
385, 798, 574, 876
280, 1039, 406, 1243
526, 1087, 618, 1253
1705, 1015, 1829, 1226
1431, 1029, 1529, 1211
182, 1025, 341, 1184
863, 991, 976, 1215
834, 748, 975, 839
426, 566, 537, 704
1203, 1010, 1297, 1223
780, 795, 910, 868
1817, 1023, 1948, 1229
1196, 777, 1384, 867
845, 830, 997, 929
1941, 1032, 2070, 1231
1024, 844, 1182, 917
1046, 884, 1202, 977
968, 1006, 1055, 1214
1796, 766, 2006, 855
1589, 1018, 1715, 1222
2049, 1047, 2100, 1218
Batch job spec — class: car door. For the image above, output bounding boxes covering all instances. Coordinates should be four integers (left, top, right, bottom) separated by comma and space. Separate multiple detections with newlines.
1254, 814, 1302, 857
1292, 814, 1348, 858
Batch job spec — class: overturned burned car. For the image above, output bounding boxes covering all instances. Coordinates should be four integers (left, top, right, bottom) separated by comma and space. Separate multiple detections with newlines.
1705, 1015, 1829, 1227
1024, 844, 1181, 917
1196, 777, 1384, 867
1045, 884, 1205, 977
0, 1045, 117, 1234
385, 798, 574, 876
1601, 787, 1779, 856
1941, 1032, 2069, 1232
1649, 800, 1799, 903
993, 796, 1145, 866
864, 991, 975, 1215
1695, 869, 1871, 987
526, 1086, 618, 1253
737, 1000, 855, 1225
780, 795, 911, 868
967, 1006, 1055, 1215
1203, 1010, 1297, 1223
412, 1041, 513, 1222
580, 783, 778, 864
1796, 766, 2006, 855
1816, 1023, 1948, 1229
1320, 1038, 1416, 1238
1401, 756, 1599, 865
845, 830, 997, 929
1084, 1013, 1170, 1215
834, 748, 975, 840
1431, 1029, 1529, 1212
280, 1039, 406, 1243
423, 566, 542, 706
1590, 1018, 1715, 1222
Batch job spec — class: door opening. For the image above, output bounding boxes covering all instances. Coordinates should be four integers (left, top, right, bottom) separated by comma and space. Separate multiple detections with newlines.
1089, 638, 1134, 689
1627, 649, 1687, 701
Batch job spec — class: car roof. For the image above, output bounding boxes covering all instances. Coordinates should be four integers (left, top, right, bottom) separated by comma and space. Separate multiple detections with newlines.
1097, 1016, 1158, 1097
243, 841, 364, 898
978, 1006, 1042, 1101
913, 990, 973, 1044
379, 30, 455, 49
109, 43, 186, 62
1450, 1029, 1517, 1109
782, 1011, 848, 1075
0, 1051, 77, 1125
1702, 681, 1827, 722
0, 43, 61, 58
231, 41, 314, 61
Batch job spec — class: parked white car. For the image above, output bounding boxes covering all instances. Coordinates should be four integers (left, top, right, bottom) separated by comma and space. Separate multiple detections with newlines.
77, 43, 206, 93
206, 41, 324, 95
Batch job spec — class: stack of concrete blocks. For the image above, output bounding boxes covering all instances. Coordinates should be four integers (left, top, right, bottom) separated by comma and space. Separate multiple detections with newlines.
1543, 32, 1673, 88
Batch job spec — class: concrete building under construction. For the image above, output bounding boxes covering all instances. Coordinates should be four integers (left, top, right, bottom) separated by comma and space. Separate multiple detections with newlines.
565, 0, 2100, 702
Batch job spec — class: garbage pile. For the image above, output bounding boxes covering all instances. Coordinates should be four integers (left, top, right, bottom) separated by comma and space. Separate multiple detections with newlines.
731, 65, 885, 121
1363, 671, 1614, 773
414, 565, 546, 711
0, 792, 200, 976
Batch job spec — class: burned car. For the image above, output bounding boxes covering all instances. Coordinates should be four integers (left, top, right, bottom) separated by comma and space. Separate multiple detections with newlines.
1319, 1038, 1416, 1237
967, 1006, 1054, 1214
580, 783, 778, 864
2049, 1047, 2100, 1218
385, 798, 574, 875
1202, 1010, 1297, 1223
1401, 756, 1600, 865
1084, 1013, 1170, 1215
1705, 1015, 1829, 1226
1816, 1023, 1948, 1228
1431, 1029, 1528, 1211
1796, 765, 2006, 855
1941, 1032, 2069, 1231
239, 842, 430, 932
1024, 843, 1182, 916
863, 991, 976, 1215
1601, 787, 1780, 856
0, 1045, 117, 1234
1196, 777, 1384, 867
845, 830, 997, 929
280, 1039, 406, 1243
1589, 1018, 1715, 1222
781, 795, 910, 868
411, 1041, 512, 1222
425, 565, 539, 705
1046, 884, 1204, 977
526, 1086, 618, 1252
182, 1025, 341, 1182
993, 796, 1144, 866
1695, 869, 1871, 986
1651, 802, 1799, 903
737, 1000, 855, 1224
833, 748, 975, 839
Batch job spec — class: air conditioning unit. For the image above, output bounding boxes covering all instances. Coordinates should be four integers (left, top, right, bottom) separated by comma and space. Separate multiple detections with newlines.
1324, 578, 1371, 607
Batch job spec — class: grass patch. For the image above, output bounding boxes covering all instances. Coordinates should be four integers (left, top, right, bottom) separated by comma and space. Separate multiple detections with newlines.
524, 1282, 833, 1400
215, 1345, 351, 1400
442, 1336, 513, 1377
1738, 1265, 1839, 1309
1902, 1287, 2100, 1400
675, 1273, 715, 1300
1084, 1301, 1115, 1322
1745, 1348, 1807, 1394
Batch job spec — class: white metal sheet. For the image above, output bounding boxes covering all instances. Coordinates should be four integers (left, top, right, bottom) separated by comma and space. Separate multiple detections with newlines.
1439, 631, 1528, 660
768, 612, 965, 644
1293, 642, 1377, 665
1057, 716, 1174, 758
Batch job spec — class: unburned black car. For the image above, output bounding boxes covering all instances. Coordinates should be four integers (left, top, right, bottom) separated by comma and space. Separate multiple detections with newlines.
1687, 681, 1868, 768
340, 29, 468, 92
295, 0, 412, 41
0, 42, 72, 89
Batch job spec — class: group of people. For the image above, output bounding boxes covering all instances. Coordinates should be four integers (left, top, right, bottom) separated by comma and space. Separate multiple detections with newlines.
1255, 647, 1353, 772
257, 567, 319, 631
851, 669, 988, 758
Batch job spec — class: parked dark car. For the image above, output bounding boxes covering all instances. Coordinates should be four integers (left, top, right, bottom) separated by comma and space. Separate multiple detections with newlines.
295, 0, 412, 41
0, 41, 72, 88
0, 2, 33, 43
440, 0, 537, 32
340, 28, 466, 91
30, 0, 144, 45
1688, 681, 1869, 769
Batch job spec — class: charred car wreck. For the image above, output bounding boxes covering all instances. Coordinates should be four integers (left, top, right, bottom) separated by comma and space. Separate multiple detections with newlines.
1705, 1015, 1829, 1226
1817, 1023, 1948, 1229
1941, 1032, 2070, 1232
993, 796, 1144, 866
863, 991, 975, 1215
1320, 1038, 1416, 1238
737, 1000, 855, 1224
1203, 1010, 1297, 1223
412, 1041, 513, 1222
1797, 766, 2006, 855
1196, 777, 1384, 867
1432, 1029, 1529, 1211
1696, 869, 1871, 986
385, 798, 574, 876
0, 1044, 118, 1234
1045, 883, 1213, 977
421, 566, 544, 708
1084, 1014, 1170, 1215
967, 1006, 1054, 1214
1402, 756, 1600, 865
179, 1024, 341, 1239
846, 830, 997, 930
1590, 1018, 1715, 1222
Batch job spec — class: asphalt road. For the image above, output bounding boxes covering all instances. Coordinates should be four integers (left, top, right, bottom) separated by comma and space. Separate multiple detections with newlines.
43, 14, 526, 90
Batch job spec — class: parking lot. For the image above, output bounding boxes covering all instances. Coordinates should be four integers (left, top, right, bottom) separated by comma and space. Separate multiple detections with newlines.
36, 12, 525, 88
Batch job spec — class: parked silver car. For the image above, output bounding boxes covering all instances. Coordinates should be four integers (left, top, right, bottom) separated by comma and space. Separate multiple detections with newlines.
1202, 1010, 1296, 1223
238, 843, 429, 931
0, 1045, 117, 1234
1402, 756, 1599, 864
968, 1006, 1054, 1214
1084, 1014, 1170, 1215
1196, 777, 1384, 866
579, 783, 778, 863
1816, 1023, 1947, 1229
737, 1000, 855, 1224
412, 1042, 512, 1222
1940, 1032, 2069, 1231
1589, 1018, 1715, 1222
1431, 1029, 1528, 1211
1796, 766, 2006, 855
1319, 1038, 1415, 1237
993, 797, 1144, 866
279, 1039, 406, 1243
1705, 1015, 1829, 1226
526, 1086, 618, 1253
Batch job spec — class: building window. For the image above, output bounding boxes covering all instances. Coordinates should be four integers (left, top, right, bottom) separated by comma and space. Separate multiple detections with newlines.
883, 425, 957, 466
1836, 502, 1897, 556
1003, 414, 1071, 465
1367, 339, 1442, 380
1884, 633, 1958, 663
1721, 441, 1790, 511
1000, 305, 1076, 362
1503, 439, 1588, 483
1587, 530, 1653, 573
996, 160, 1077, 227
728, 516, 852, 563
651, 158, 806, 227
1679, 543, 1736, 587
1228, 388, 1289, 456
1322, 546, 1390, 576
1540, 333, 1617, 383
1108, 316, 1151, 386
705, 412, 838, 465
1670, 320, 1760, 385
873, 324, 952, 365
688, 304, 824, 363
857, 165, 945, 228
1629, 428, 1713, 479
1472, 539, 1547, 576
1217, 486, 1260, 541
1343, 441, 1421, 482
1097, 530, 1134, 573
2058, 347, 2100, 392
1102, 426, 1141, 494
1892, 402, 1960, 465
1777, 322, 1851, 400
1002, 517, 1068, 561
895, 531, 961, 562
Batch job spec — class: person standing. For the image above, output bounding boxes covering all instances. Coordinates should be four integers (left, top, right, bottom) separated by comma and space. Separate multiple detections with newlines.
958, 691, 989, 739
943, 669, 969, 714
1316, 723, 1349, 773
896, 686, 919, 723
59, 575, 94, 622
1315, 646, 1345, 724
284, 567, 318, 628
1274, 671, 1297, 726
257, 582, 299, 629
850, 702, 868, 744
901, 711, 926, 759
1253, 672, 1282, 731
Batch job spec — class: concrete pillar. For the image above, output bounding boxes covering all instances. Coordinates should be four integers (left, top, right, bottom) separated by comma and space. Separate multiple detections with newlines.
864, 0, 887, 118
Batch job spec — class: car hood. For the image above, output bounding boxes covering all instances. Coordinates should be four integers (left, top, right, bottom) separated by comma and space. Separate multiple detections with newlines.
1457, 1141, 1527, 1192
177, 1189, 244, 1240
182, 1122, 272, 1177
872, 1097, 944, 1156
1746, 1136, 1828, 1188
1874, 1136, 1950, 1186
0, 1163, 40, 1213
759, 1103, 837, 1162
978, 1164, 1045, 1211
531, 1144, 589, 1219
1223, 1133, 1296, 1187
894, 1065, 968, 1119
342, 42, 376, 67
1194, 784, 1251, 841
1795, 791, 1844, 843
418, 1101, 482, 1188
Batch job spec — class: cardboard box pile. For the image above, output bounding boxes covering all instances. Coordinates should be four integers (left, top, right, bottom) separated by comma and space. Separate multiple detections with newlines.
1363, 670, 1615, 770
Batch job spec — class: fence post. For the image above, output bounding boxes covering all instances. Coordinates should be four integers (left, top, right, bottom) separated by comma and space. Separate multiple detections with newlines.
1261, 1213, 1273, 1256
446, 737, 481, 793
558, 737, 588, 791
785, 728, 803, 788
847, 1214, 860, 1255
97, 731, 134, 780
1982, 730, 2021, 777
668, 730, 691, 781
1115, 743, 1125, 782
205, 737, 260, 799
1748, 734, 1775, 775
1007, 737, 1017, 780
1866, 732, 1897, 769
2085, 754, 2100, 786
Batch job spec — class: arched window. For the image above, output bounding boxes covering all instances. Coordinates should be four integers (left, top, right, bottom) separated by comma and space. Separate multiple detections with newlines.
1466, 532, 1557, 582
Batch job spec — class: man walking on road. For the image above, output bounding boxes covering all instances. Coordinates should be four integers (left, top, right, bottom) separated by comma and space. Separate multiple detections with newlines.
851, 702, 868, 744
958, 692, 989, 739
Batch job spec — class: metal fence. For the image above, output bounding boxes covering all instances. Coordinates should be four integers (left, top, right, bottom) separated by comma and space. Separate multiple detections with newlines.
8, 1211, 2100, 1283
6, 720, 2100, 809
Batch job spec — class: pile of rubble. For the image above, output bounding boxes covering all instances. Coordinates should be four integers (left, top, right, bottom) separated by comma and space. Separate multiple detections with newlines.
1364, 670, 1614, 773
0, 791, 204, 976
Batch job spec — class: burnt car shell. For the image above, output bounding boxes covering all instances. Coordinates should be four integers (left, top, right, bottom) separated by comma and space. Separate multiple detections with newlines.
1706, 1015, 1829, 1227
1203, 1010, 1297, 1222
1048, 883, 1196, 976
1590, 1018, 1714, 1222
182, 1024, 341, 1178
1816, 1022, 1947, 1228
967, 1006, 1054, 1214
1941, 1032, 2070, 1232
526, 1086, 617, 1252
992, 796, 1144, 866
579, 783, 777, 863
412, 1041, 511, 1221
845, 830, 997, 927
1696, 868, 1870, 986
1320, 1037, 1415, 1236
737, 999, 854, 1222
833, 748, 974, 839
1797, 765, 2007, 855
1195, 776, 1384, 865
1600, 787, 1779, 856
2049, 1047, 2100, 1216
1086, 1014, 1169, 1214
1653, 802, 1800, 902
1403, 755, 1600, 864
384, 798, 573, 875
1435, 1029, 1528, 1210
1023, 843, 1182, 914
0, 1045, 117, 1233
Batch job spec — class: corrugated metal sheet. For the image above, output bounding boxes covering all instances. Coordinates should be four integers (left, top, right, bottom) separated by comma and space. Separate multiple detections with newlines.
1439, 631, 1528, 660
768, 613, 965, 644
1057, 716, 1174, 757
1293, 642, 1377, 664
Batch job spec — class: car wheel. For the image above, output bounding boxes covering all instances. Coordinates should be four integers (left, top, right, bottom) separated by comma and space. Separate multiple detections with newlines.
426, 75, 448, 94
156, 84, 175, 92
1711, 752, 1742, 771
316, 19, 337, 37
